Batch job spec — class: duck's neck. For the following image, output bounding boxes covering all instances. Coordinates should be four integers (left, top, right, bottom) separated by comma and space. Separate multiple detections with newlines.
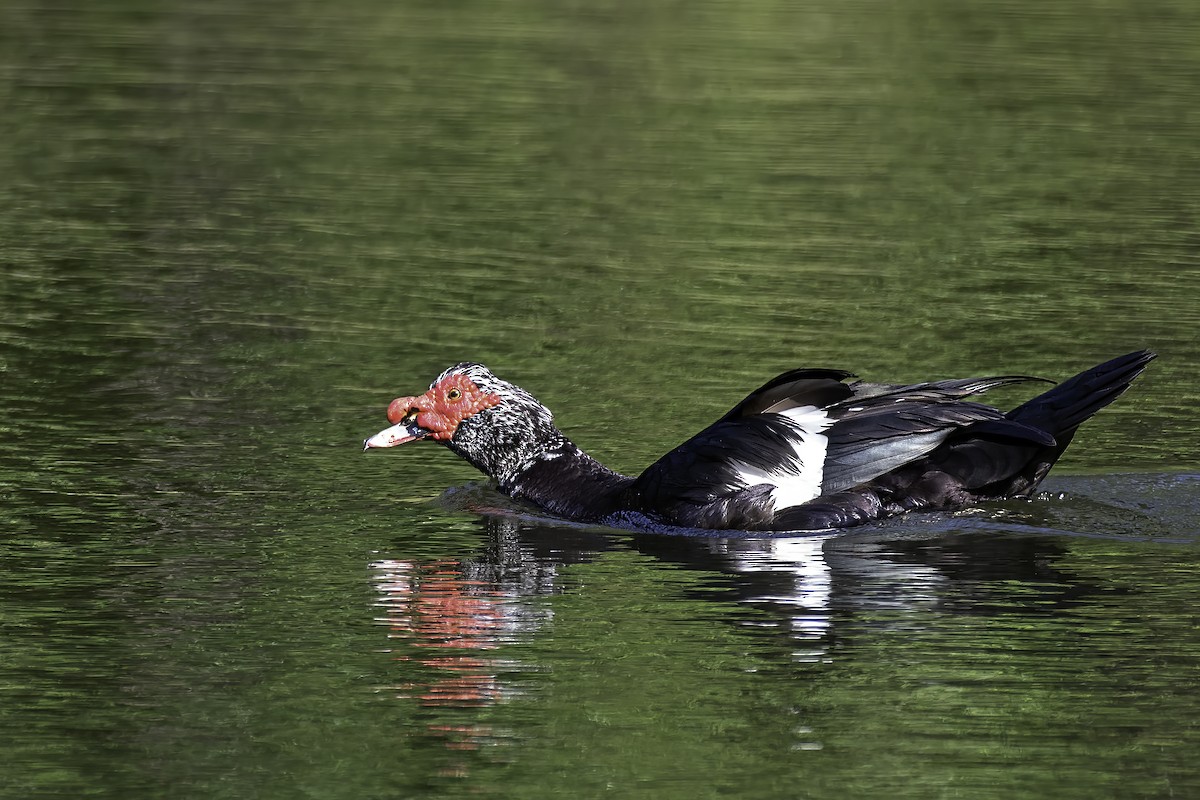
496, 439, 634, 522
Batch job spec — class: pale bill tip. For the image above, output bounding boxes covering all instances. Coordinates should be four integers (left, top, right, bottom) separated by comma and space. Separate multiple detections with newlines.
363, 421, 426, 450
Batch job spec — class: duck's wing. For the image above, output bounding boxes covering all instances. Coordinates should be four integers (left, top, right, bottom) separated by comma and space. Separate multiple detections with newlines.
714, 368, 858, 421
628, 370, 853, 527
629, 369, 1051, 528
819, 376, 1055, 494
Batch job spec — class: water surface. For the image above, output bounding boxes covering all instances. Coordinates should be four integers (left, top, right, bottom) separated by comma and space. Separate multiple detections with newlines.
2, 1, 1199, 798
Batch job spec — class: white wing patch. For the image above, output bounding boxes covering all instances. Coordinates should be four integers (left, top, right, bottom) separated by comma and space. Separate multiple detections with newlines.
729, 406, 833, 510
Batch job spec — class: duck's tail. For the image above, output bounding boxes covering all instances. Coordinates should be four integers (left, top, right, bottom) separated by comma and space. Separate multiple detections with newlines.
1007, 349, 1156, 441
986, 349, 1156, 496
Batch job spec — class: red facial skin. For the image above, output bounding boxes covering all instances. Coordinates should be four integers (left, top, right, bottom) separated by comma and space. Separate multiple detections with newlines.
386, 373, 502, 441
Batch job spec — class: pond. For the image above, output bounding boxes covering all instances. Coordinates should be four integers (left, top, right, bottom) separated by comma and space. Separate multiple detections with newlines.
1, 1, 1199, 798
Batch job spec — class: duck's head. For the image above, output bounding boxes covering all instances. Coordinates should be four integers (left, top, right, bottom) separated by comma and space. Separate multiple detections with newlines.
364, 363, 560, 482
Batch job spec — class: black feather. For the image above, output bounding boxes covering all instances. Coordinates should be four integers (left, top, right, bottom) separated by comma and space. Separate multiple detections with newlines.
816, 378, 1050, 494
375, 354, 1155, 532
718, 368, 855, 421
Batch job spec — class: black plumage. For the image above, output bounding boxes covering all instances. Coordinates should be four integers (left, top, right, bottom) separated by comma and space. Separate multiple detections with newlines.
365, 351, 1155, 532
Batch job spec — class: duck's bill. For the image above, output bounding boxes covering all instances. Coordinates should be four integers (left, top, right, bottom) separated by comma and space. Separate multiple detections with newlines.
363, 421, 430, 450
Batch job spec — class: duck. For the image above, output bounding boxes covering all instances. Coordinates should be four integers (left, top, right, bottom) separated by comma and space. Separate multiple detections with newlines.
364, 350, 1155, 531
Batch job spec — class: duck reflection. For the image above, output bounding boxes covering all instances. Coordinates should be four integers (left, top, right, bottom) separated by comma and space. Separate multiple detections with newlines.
368, 554, 547, 761
623, 519, 1088, 619
373, 558, 515, 708
374, 512, 1084, 653
371, 508, 1087, 759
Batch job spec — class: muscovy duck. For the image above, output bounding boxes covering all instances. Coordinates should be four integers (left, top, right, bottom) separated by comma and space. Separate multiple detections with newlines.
364, 350, 1154, 531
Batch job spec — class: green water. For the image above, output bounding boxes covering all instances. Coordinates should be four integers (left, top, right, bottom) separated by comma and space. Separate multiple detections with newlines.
2, 0, 1199, 798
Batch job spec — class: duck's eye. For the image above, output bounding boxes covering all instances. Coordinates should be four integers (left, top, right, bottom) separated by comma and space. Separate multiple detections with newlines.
446, 388, 462, 401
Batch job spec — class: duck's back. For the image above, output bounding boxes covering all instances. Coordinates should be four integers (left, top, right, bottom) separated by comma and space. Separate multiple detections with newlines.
627, 351, 1155, 531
